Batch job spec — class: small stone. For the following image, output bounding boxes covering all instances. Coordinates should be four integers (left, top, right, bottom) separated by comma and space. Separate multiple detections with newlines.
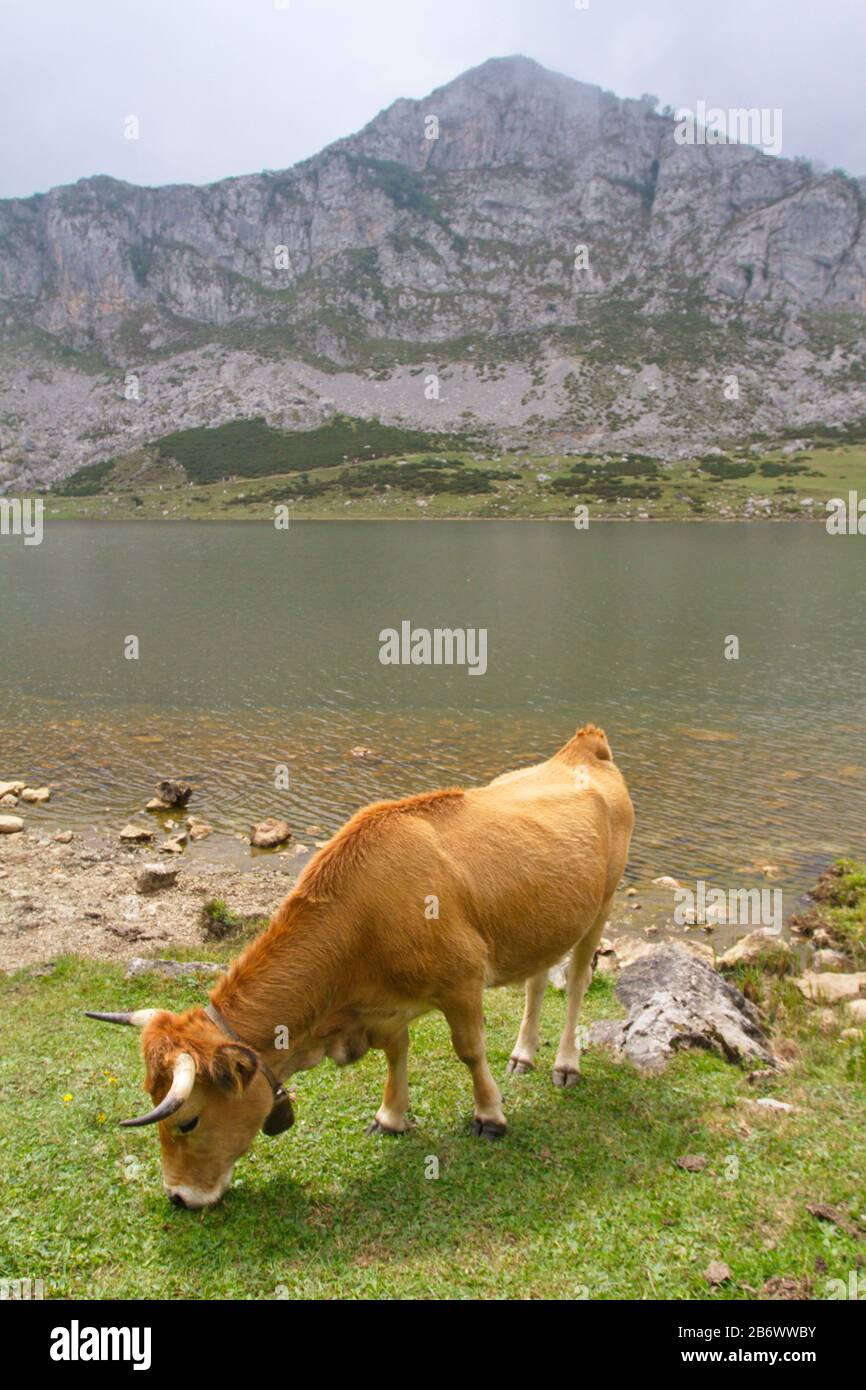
119, 823, 155, 843
145, 797, 173, 812
0, 781, 26, 798
20, 786, 51, 803
348, 746, 379, 761
159, 836, 187, 854
626, 886, 638, 897
186, 818, 214, 841
250, 817, 292, 849
0, 794, 17, 807
704, 1261, 731, 1286
53, 830, 74, 843
652, 876, 681, 889
675, 1154, 708, 1171
135, 862, 180, 893
0, 815, 25, 834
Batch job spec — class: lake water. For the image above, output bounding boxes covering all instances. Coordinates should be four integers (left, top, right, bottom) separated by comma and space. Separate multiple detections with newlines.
1, 521, 864, 927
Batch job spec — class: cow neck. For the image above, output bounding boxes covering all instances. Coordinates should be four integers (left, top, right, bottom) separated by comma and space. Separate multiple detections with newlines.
207, 898, 346, 1073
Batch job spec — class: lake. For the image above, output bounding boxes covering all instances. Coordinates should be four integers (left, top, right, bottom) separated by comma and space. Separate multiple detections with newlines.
1, 520, 864, 926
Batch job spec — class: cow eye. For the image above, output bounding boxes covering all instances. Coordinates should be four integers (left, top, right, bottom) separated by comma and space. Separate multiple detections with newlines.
177, 1116, 199, 1134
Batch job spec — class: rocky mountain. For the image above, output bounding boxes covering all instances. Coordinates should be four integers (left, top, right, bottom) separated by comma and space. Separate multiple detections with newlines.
2, 55, 866, 492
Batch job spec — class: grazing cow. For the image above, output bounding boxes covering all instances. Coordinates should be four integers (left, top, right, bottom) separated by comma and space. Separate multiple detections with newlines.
88, 724, 633, 1208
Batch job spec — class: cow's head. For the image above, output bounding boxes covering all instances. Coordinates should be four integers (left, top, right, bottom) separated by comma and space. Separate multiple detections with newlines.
86, 1006, 292, 1209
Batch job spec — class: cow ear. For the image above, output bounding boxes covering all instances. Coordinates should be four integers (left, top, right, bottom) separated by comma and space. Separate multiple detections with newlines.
212, 1043, 259, 1094
263, 1091, 295, 1136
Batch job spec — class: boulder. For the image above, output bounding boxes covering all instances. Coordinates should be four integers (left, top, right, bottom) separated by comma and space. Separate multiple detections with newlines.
717, 928, 792, 972
135, 862, 179, 893
250, 817, 292, 849
610, 934, 715, 969
588, 943, 775, 1073
20, 786, 51, 804
793, 972, 866, 1004
0, 815, 24, 835
0, 781, 26, 798
844, 999, 866, 1024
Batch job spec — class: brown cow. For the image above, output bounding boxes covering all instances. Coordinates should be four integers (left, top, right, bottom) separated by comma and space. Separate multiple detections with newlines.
88, 724, 633, 1208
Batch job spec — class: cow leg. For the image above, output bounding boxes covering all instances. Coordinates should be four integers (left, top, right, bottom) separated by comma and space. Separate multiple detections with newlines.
506, 968, 548, 1076
367, 1027, 410, 1135
443, 993, 507, 1138
553, 902, 611, 1088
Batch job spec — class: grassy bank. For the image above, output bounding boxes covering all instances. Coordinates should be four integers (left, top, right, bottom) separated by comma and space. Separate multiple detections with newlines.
1, 939, 864, 1300
44, 416, 866, 521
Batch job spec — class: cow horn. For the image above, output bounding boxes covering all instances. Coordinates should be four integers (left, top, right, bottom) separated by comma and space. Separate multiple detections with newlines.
120, 1052, 197, 1128
85, 1009, 158, 1028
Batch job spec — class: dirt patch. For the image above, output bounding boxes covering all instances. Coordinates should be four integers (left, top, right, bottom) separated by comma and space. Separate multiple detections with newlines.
0, 829, 299, 972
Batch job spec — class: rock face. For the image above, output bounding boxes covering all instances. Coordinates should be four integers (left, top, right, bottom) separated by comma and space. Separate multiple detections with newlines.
589, 943, 775, 1073
2, 55, 865, 493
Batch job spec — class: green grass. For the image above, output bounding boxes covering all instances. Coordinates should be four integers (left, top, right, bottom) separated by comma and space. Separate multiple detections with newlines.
42, 437, 866, 523
1, 954, 863, 1300
793, 859, 866, 966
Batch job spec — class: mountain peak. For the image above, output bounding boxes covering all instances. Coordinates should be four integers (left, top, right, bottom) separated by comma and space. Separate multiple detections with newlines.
341, 55, 610, 170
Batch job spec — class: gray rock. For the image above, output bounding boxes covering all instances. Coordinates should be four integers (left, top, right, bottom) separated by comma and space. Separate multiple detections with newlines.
588, 943, 775, 1073
135, 862, 179, 893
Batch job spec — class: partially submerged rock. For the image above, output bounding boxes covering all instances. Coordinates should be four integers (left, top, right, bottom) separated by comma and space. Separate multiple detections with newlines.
186, 817, 214, 841
0, 815, 24, 835
0, 781, 26, 798
156, 779, 193, 807
20, 786, 51, 804
589, 943, 775, 1073
250, 817, 292, 849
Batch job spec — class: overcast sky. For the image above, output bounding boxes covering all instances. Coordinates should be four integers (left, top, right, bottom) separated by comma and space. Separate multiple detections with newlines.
1, 0, 863, 199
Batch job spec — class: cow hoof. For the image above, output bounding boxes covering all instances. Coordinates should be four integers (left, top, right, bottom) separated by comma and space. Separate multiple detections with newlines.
506, 1057, 534, 1077
471, 1117, 507, 1140
553, 1066, 581, 1089
365, 1119, 406, 1137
